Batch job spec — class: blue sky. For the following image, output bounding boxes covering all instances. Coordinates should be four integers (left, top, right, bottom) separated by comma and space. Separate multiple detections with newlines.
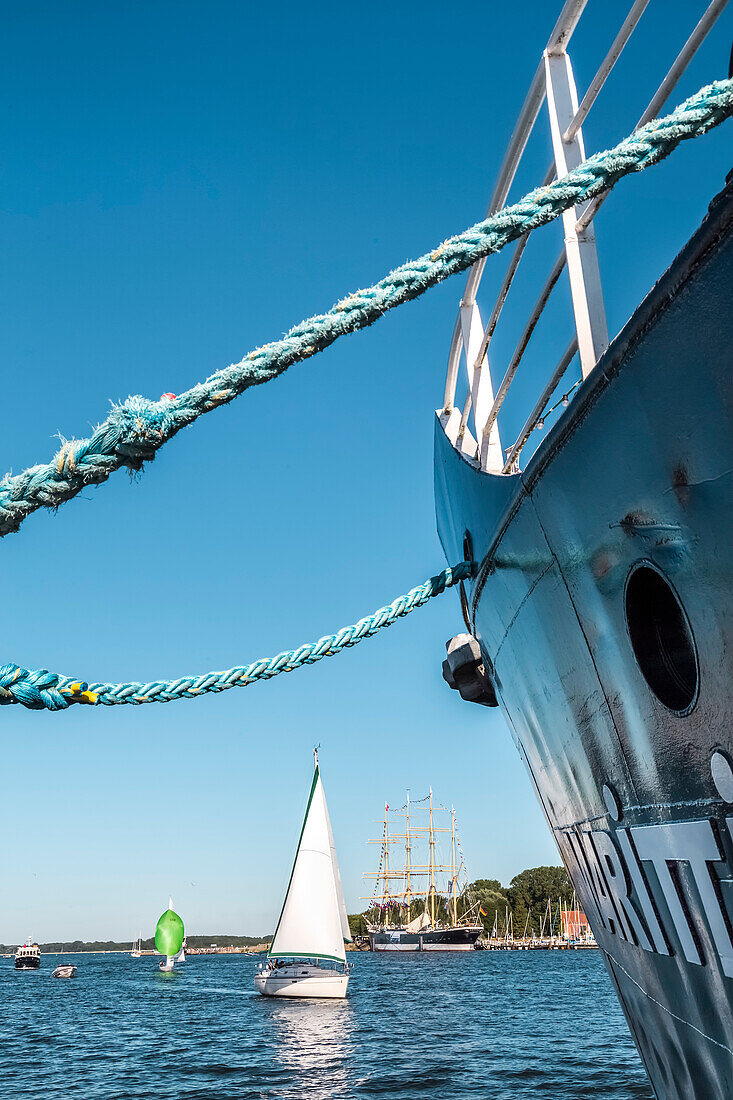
1, 1, 730, 942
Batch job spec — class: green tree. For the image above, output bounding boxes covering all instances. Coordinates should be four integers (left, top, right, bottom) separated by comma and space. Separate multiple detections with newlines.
506, 866, 574, 936
348, 912, 369, 936
467, 878, 509, 934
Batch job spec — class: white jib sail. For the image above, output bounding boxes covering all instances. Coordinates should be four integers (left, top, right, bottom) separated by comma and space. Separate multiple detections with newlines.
269, 765, 347, 963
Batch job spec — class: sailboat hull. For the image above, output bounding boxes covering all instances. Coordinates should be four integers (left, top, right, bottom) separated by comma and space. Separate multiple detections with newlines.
254, 965, 349, 999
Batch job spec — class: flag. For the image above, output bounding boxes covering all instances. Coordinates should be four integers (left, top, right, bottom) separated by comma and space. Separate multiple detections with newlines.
385, 804, 389, 811
479, 907, 487, 917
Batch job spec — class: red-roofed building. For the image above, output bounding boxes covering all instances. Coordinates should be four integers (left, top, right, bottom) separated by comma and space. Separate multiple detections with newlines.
561, 909, 592, 942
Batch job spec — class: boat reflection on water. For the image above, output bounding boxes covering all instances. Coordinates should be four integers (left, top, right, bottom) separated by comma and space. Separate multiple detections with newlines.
258, 996, 356, 1097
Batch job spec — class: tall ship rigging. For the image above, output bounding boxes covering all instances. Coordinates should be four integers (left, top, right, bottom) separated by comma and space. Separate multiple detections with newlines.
434, 3, 733, 1098
364, 790, 482, 951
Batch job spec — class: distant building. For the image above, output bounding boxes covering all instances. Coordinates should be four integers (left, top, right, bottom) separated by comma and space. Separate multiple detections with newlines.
561, 909, 593, 942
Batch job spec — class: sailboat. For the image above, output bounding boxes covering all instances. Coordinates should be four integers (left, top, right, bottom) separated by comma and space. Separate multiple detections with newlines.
130, 933, 142, 958
155, 900, 186, 972
255, 750, 351, 999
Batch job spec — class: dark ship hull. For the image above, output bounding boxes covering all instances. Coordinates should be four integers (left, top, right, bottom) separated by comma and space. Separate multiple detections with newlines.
369, 926, 482, 952
435, 180, 733, 1099
15, 955, 40, 970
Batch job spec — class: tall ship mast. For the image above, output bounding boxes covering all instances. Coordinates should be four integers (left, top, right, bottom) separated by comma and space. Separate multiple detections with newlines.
363, 789, 482, 951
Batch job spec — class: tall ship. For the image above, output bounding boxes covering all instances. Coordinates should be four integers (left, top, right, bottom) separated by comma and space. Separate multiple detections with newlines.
434, 3, 733, 1098
364, 790, 483, 951
15, 941, 40, 970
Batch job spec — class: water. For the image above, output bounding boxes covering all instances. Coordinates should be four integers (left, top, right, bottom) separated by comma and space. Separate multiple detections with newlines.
0, 951, 653, 1099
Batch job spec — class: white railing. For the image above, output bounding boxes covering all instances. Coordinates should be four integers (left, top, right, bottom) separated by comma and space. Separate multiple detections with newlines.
439, 0, 729, 476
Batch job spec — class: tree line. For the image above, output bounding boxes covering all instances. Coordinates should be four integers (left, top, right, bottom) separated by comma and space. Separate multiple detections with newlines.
0, 934, 271, 953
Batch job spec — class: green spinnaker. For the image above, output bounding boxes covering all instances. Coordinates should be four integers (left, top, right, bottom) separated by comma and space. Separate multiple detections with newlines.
155, 909, 184, 956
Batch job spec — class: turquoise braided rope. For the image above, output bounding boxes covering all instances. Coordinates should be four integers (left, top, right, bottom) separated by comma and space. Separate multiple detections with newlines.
0, 78, 731, 537
0, 562, 471, 710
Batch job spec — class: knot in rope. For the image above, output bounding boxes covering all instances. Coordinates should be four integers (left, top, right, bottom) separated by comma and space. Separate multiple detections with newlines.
0, 665, 97, 711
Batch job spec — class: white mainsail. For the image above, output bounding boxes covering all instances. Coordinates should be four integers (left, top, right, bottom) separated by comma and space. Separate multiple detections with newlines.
324, 795, 352, 945
269, 761, 348, 963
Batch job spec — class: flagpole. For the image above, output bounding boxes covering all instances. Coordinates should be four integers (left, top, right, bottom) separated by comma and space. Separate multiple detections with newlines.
384, 802, 390, 924
405, 790, 411, 925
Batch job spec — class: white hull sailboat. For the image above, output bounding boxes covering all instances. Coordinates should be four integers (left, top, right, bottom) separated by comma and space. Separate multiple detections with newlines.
156, 901, 186, 972
254, 962, 348, 999
159, 946, 185, 973
255, 751, 351, 1000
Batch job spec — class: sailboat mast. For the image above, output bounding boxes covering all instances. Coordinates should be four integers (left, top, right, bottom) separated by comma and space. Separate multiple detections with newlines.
405, 790, 411, 924
429, 787, 436, 926
451, 805, 458, 927
383, 802, 390, 923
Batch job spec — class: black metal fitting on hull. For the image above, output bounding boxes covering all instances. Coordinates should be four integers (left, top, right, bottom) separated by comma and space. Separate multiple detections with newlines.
442, 633, 498, 707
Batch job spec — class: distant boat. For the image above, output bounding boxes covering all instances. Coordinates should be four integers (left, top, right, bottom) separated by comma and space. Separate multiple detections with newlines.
130, 934, 142, 958
15, 941, 40, 970
255, 750, 351, 999
364, 790, 482, 951
52, 964, 77, 979
155, 901, 185, 972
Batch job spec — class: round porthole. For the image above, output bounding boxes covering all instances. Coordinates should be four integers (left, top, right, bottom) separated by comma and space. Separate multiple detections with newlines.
624, 564, 698, 714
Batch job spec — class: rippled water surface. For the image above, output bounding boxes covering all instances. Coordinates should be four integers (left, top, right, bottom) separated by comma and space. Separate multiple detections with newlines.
0, 951, 653, 1099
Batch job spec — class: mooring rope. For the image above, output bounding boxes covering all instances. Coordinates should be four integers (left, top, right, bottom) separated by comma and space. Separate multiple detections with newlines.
0, 78, 731, 538
2, 77, 733, 714
0, 562, 471, 710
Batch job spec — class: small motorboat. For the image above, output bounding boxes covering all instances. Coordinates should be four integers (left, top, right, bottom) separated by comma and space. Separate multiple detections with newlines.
52, 964, 77, 979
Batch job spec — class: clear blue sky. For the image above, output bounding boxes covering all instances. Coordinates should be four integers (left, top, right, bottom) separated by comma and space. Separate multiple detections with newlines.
1, 1, 730, 943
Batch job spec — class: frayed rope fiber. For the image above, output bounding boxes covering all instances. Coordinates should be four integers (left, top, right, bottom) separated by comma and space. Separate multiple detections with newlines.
0, 562, 471, 710
0, 78, 731, 537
